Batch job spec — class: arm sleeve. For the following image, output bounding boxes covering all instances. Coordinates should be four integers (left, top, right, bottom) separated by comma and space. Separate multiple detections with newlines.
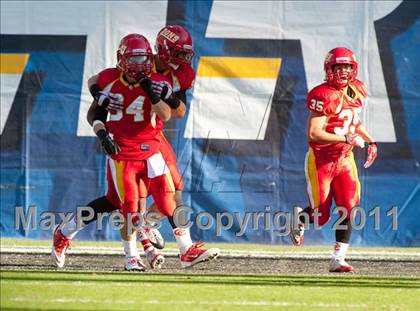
175, 65, 196, 91
307, 86, 341, 116
175, 90, 187, 104
307, 92, 328, 115
93, 105, 108, 124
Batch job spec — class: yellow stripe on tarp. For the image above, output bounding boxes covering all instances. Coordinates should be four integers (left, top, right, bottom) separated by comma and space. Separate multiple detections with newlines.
307, 148, 320, 207
0, 54, 30, 74
197, 57, 281, 78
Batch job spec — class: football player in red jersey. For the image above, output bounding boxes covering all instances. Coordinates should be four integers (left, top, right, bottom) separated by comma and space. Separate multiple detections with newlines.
138, 25, 196, 243
88, 27, 195, 247
53, 33, 219, 270
290, 47, 378, 273
110, 26, 195, 251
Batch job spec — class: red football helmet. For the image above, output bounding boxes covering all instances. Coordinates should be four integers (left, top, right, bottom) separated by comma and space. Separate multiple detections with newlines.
117, 34, 153, 80
155, 25, 194, 66
117, 33, 143, 69
324, 47, 358, 88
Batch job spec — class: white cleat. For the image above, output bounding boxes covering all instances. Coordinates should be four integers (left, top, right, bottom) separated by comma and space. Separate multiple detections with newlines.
51, 225, 71, 268
329, 258, 355, 273
124, 256, 147, 272
180, 241, 220, 268
144, 227, 165, 249
290, 207, 305, 246
145, 249, 165, 270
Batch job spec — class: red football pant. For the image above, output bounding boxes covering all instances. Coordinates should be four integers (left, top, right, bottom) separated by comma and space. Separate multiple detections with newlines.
106, 158, 176, 219
138, 133, 184, 199
159, 132, 184, 191
305, 148, 361, 226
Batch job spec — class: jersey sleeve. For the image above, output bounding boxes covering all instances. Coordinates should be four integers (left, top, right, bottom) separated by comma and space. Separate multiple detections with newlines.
173, 64, 196, 91
307, 85, 341, 116
97, 68, 120, 90
151, 72, 172, 84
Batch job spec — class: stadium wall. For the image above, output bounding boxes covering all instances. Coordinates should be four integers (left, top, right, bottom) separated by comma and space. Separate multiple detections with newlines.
1, 1, 419, 246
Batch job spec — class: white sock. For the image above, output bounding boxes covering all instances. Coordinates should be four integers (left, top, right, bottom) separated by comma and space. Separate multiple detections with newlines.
61, 217, 84, 239
332, 242, 349, 261
137, 228, 154, 252
122, 239, 138, 258
137, 228, 148, 241
173, 228, 193, 254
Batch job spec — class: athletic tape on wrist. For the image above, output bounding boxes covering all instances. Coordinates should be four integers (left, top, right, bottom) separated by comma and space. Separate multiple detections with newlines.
92, 120, 105, 129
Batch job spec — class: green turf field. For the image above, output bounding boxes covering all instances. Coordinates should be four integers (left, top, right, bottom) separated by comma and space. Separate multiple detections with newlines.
1, 271, 419, 310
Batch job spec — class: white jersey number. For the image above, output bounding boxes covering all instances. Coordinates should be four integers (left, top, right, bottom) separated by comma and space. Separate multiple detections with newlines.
309, 99, 324, 112
108, 95, 145, 122
333, 109, 355, 135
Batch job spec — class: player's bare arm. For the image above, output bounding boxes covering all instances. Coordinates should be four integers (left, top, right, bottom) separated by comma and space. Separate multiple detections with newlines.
152, 100, 172, 121
307, 111, 347, 144
171, 91, 187, 118
171, 101, 186, 118
356, 124, 378, 168
355, 124, 375, 144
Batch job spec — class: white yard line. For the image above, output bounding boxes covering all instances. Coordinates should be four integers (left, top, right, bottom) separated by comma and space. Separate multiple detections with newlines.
145, 300, 369, 308
7, 297, 370, 308
1, 246, 419, 261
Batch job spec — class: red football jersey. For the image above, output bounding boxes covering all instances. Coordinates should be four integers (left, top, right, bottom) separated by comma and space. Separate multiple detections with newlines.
161, 63, 195, 92
307, 80, 367, 157
97, 68, 170, 160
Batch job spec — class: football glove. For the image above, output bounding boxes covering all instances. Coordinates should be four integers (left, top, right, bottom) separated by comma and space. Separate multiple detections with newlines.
97, 91, 124, 114
139, 77, 160, 105
96, 129, 120, 155
152, 81, 181, 109
151, 80, 173, 100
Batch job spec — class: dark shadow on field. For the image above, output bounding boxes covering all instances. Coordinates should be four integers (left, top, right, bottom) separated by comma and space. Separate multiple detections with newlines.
2, 270, 419, 289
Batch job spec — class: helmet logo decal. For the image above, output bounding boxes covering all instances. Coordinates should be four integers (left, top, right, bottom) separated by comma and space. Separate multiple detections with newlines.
131, 48, 146, 54
335, 57, 351, 63
160, 29, 180, 43
325, 52, 333, 62
119, 45, 127, 54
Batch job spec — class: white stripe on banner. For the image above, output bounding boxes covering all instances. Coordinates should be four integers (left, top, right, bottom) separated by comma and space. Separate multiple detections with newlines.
184, 77, 277, 140
206, 1, 400, 142
1, 53, 30, 134
0, 74, 23, 134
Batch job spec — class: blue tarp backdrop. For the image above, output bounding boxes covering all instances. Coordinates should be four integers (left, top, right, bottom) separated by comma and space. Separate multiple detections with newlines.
1, 1, 419, 246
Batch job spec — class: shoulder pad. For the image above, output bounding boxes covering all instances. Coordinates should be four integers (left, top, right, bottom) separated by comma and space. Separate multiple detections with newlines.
307, 83, 342, 115
97, 68, 120, 88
